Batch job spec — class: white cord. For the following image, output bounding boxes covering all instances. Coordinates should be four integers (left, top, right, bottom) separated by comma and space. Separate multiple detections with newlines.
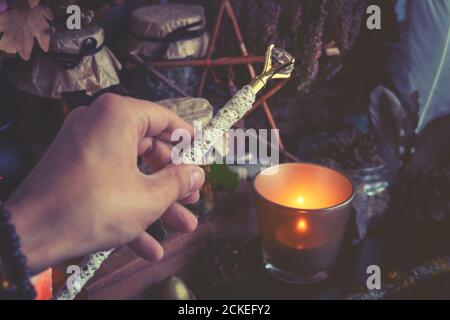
54, 250, 113, 300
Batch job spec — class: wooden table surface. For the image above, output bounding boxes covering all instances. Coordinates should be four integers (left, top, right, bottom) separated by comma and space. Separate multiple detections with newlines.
85, 183, 450, 300
190, 221, 450, 300
85, 183, 258, 299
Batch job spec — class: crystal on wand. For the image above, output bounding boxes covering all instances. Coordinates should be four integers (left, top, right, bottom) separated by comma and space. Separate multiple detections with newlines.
180, 45, 295, 164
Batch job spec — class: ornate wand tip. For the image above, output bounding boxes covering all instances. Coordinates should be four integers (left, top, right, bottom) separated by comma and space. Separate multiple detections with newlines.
250, 44, 295, 94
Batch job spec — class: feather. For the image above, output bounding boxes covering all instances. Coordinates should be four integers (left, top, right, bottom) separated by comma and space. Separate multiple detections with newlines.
403, 115, 450, 222
400, 0, 450, 132
410, 115, 450, 175
381, 1, 450, 221
368, 86, 404, 174
380, 0, 450, 133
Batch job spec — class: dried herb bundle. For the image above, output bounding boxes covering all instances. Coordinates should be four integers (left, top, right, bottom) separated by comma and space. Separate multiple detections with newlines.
230, 0, 370, 92
307, 128, 384, 170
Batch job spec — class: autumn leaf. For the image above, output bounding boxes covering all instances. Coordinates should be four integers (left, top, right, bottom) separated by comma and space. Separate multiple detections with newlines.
0, 3, 53, 60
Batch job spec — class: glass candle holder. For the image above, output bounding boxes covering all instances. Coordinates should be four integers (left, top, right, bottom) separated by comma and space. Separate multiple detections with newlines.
253, 163, 355, 284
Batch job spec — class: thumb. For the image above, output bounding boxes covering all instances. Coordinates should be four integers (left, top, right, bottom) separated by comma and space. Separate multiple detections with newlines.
146, 164, 205, 210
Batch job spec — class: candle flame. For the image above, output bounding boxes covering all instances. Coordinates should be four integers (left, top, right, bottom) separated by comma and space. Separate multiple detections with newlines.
296, 219, 307, 233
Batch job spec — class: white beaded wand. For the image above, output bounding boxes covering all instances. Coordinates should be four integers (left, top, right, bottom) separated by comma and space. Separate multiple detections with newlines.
53, 45, 295, 300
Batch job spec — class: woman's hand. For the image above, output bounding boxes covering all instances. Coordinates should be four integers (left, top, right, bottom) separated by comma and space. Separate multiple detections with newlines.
5, 94, 205, 274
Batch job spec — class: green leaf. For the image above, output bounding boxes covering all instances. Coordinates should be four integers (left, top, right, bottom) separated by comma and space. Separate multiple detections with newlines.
209, 162, 240, 191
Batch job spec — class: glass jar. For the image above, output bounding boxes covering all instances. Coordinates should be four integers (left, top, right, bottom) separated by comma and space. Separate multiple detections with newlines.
346, 163, 390, 240
297, 125, 391, 242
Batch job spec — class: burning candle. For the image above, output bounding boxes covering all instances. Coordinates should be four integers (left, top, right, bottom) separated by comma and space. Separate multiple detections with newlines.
253, 163, 355, 284
276, 217, 326, 250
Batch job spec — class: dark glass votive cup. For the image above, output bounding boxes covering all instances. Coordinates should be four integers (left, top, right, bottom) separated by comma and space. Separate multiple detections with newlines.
253, 163, 355, 284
